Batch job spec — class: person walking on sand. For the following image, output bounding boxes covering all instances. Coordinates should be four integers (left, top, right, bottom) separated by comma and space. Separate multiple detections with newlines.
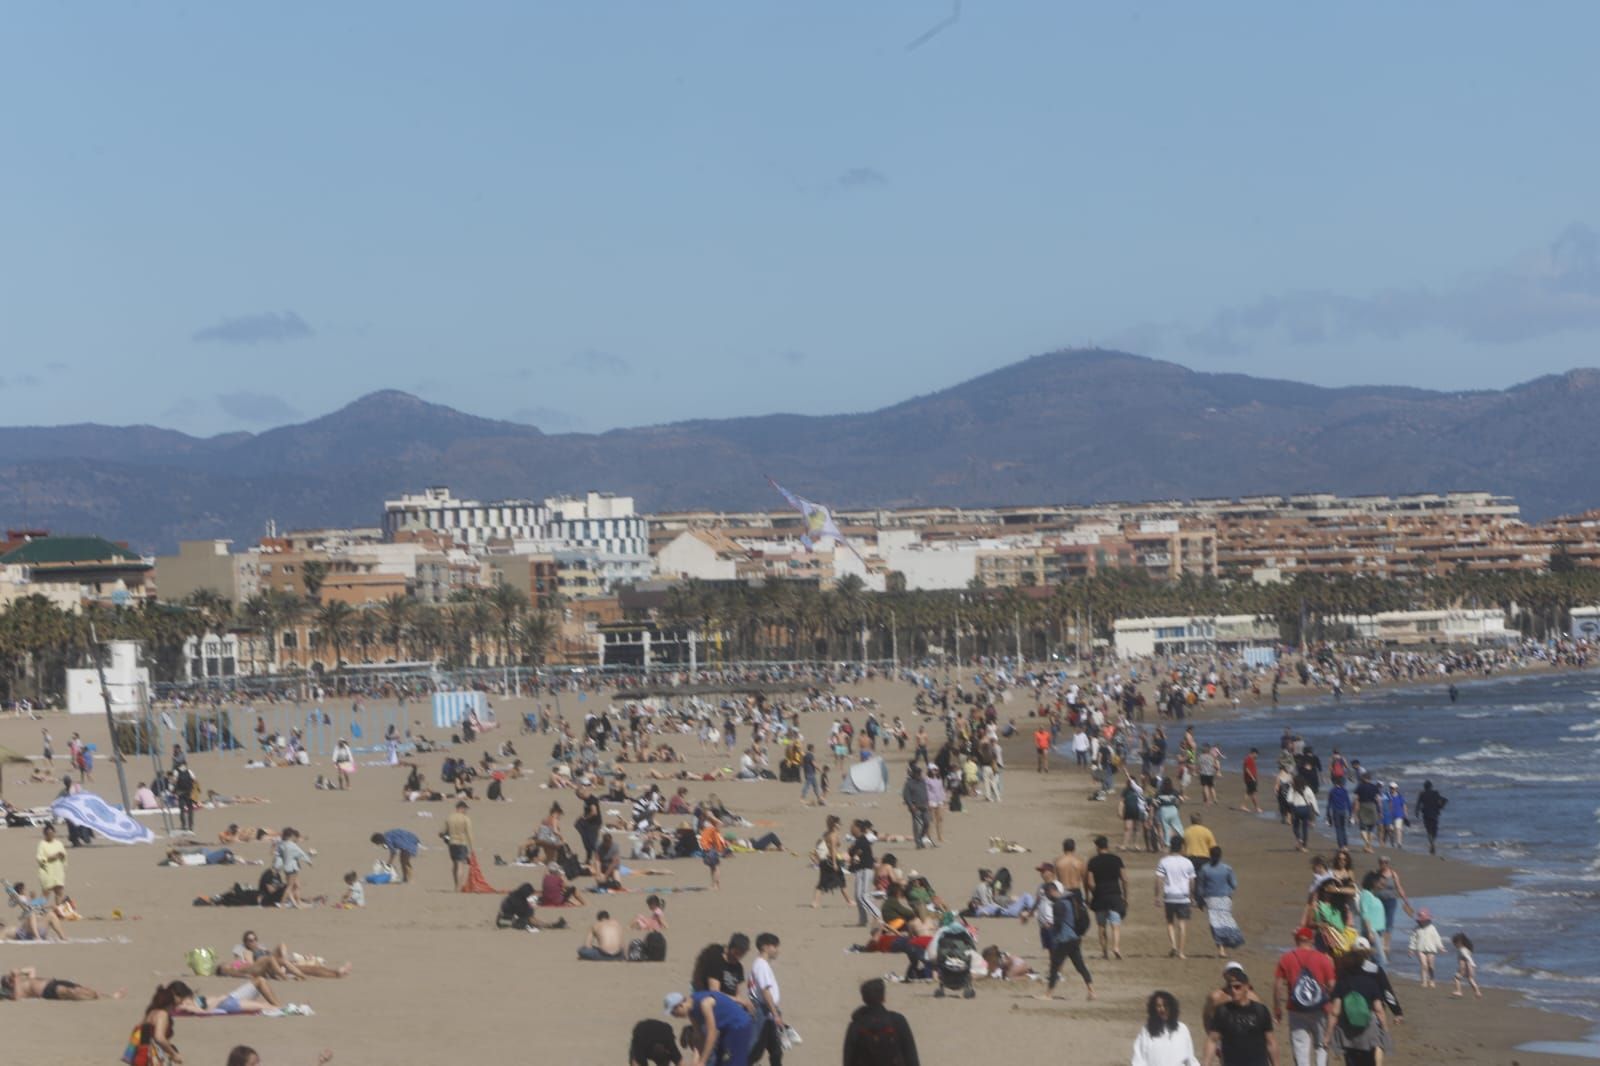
332, 739, 354, 791
847, 820, 877, 927
842, 978, 920, 1066
1407, 909, 1444, 988
444, 801, 474, 891
1370, 857, 1411, 959
272, 828, 312, 908
901, 765, 930, 849
1156, 835, 1197, 960
1272, 926, 1333, 1066
1240, 748, 1263, 814
1035, 880, 1094, 1001
812, 815, 850, 909
1086, 835, 1127, 961
1415, 781, 1447, 855
799, 744, 821, 806
1450, 931, 1481, 998
1132, 989, 1201, 1066
1207, 969, 1277, 1066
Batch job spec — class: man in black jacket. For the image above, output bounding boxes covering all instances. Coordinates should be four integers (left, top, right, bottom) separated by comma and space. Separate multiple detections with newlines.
842, 979, 919, 1066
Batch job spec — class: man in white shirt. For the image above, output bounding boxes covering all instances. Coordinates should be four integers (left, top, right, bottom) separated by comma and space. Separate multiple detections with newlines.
1154, 833, 1197, 959
749, 932, 786, 1066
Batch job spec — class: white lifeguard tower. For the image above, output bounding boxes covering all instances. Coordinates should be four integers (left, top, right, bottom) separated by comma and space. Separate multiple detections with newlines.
65, 640, 150, 716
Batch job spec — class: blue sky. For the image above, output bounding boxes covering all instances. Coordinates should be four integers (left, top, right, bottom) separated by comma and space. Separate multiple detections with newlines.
3, 3, 1599, 436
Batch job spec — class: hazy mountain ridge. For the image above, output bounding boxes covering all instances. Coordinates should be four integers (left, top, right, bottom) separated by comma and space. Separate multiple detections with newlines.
3, 350, 1597, 552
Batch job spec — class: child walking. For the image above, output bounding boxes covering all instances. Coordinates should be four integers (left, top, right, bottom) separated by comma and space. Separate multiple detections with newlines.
1408, 907, 1445, 987
1451, 931, 1482, 998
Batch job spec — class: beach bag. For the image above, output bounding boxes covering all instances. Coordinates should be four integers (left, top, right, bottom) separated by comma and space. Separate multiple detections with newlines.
1291, 954, 1328, 1010
1341, 989, 1372, 1031
186, 946, 216, 976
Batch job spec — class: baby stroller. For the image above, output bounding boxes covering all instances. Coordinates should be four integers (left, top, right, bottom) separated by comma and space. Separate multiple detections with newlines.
931, 925, 978, 999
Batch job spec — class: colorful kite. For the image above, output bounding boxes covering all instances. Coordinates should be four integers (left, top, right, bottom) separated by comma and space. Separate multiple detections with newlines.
767, 478, 864, 562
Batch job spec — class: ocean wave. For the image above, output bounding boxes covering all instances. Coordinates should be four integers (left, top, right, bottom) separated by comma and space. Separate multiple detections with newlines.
1483, 961, 1600, 986
1568, 720, 1600, 734
1417, 737, 1441, 745
1455, 741, 1520, 761
1559, 736, 1600, 744
1456, 710, 1497, 719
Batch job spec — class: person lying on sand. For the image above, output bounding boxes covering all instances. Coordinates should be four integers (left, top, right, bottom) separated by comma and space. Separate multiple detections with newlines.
218, 824, 279, 844
225, 931, 352, 980
3, 967, 124, 1001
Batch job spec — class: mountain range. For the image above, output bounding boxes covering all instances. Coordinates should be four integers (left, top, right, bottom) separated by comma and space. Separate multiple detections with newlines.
4, 350, 1598, 553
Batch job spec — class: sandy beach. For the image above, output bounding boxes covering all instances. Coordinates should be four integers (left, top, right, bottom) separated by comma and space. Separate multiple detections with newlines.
0, 675, 1590, 1066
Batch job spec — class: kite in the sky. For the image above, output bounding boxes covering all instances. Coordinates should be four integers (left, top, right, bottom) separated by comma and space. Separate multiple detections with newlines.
767, 477, 865, 562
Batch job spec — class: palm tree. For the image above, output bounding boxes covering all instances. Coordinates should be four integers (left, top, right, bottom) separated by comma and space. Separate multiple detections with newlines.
488, 583, 529, 666
379, 594, 415, 660
314, 600, 356, 684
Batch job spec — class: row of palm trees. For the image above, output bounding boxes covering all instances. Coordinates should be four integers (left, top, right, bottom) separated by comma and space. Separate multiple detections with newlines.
4, 565, 1599, 702
657, 567, 1600, 664
0, 584, 559, 703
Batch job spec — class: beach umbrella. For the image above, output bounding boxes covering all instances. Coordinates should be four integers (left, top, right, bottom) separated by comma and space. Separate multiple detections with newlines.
0, 745, 31, 796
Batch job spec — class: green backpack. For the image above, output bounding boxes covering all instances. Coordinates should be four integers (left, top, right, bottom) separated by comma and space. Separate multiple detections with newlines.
1341, 989, 1372, 1031
186, 947, 216, 977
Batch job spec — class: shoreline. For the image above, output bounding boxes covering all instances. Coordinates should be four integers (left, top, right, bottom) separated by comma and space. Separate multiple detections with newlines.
1062, 664, 1600, 1061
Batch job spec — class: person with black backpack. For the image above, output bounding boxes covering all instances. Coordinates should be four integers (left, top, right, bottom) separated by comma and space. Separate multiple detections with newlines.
1036, 880, 1095, 1001
842, 978, 919, 1066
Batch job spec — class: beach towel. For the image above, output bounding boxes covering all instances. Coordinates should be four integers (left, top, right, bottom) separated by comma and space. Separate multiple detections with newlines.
460, 852, 498, 894
51, 793, 155, 845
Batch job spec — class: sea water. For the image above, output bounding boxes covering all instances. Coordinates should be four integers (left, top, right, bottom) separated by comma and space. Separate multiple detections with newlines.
1186, 670, 1600, 1057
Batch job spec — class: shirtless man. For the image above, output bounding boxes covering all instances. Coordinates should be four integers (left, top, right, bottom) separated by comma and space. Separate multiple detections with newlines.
577, 910, 626, 960
3, 967, 122, 1001
218, 824, 278, 845
1054, 838, 1087, 892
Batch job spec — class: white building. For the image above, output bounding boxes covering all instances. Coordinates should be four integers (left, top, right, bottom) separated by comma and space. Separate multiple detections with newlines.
656, 530, 744, 581
384, 486, 651, 592
1336, 608, 1512, 646
882, 540, 985, 591
1571, 606, 1600, 641
383, 486, 550, 547
1113, 615, 1279, 660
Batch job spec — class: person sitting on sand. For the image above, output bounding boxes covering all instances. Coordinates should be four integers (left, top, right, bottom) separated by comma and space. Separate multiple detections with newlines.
540, 863, 586, 908
530, 803, 567, 863
577, 911, 626, 960
5, 884, 66, 941
2, 966, 123, 1001
592, 832, 623, 885
633, 895, 668, 933
496, 883, 570, 932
